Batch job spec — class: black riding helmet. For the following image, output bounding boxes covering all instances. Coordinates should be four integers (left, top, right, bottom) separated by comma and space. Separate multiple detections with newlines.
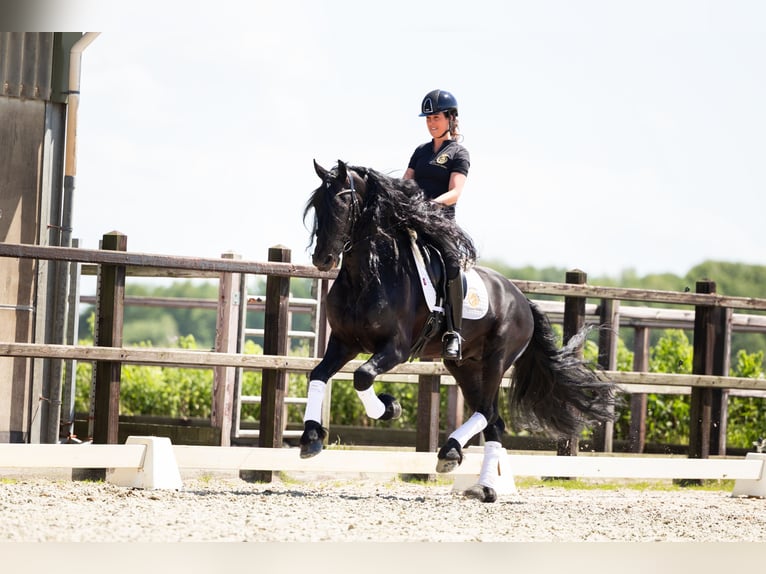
419, 89, 458, 117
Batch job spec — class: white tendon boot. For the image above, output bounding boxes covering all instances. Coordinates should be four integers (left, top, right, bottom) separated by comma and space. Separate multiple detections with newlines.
303, 380, 326, 424
453, 441, 518, 500
356, 386, 386, 419
478, 441, 517, 495
448, 412, 487, 447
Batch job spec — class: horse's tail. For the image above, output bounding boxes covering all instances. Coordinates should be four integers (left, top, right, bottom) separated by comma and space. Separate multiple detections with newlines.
508, 300, 616, 437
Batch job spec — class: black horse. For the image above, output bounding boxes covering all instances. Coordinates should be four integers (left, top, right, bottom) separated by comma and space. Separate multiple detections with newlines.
300, 160, 616, 502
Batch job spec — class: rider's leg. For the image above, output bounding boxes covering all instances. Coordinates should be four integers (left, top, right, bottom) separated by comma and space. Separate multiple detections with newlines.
443, 274, 464, 360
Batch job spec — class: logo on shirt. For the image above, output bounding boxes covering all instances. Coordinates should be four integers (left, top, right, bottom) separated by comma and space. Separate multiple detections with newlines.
436, 153, 449, 165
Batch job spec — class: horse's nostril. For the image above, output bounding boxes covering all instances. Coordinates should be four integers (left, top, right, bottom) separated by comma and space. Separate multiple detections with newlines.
313, 253, 335, 271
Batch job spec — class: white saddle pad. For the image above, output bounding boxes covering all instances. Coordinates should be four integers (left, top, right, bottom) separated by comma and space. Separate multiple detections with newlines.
409, 234, 489, 320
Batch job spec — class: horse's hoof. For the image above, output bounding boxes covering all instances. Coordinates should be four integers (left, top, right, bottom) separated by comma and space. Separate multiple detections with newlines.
435, 438, 463, 473
299, 420, 326, 459
463, 485, 497, 503
299, 439, 323, 459
378, 393, 402, 421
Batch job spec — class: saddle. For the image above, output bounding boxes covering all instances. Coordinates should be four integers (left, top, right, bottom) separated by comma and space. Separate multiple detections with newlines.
407, 231, 465, 359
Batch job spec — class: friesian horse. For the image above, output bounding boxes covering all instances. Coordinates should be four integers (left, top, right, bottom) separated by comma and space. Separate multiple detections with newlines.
300, 160, 615, 502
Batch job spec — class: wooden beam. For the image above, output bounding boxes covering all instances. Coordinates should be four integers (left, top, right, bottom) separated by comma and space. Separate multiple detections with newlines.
2, 342, 766, 391
5, 242, 766, 310
171, 446, 765, 480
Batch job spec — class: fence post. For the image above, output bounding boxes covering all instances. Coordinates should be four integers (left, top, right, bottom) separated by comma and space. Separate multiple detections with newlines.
249, 246, 291, 482
416, 359, 441, 459
211, 252, 242, 447
446, 385, 464, 437
689, 280, 731, 464
92, 231, 127, 445
710, 306, 732, 456
557, 269, 587, 458
629, 326, 650, 453
314, 278, 333, 430
592, 298, 618, 452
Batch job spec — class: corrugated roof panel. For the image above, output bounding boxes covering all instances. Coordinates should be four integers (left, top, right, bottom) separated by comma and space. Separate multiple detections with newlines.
0, 32, 54, 101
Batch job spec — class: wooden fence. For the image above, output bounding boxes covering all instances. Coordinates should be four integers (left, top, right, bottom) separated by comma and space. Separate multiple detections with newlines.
2, 234, 766, 464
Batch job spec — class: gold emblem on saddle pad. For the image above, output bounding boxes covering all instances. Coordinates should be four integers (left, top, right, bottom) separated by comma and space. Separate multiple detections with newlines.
436, 153, 449, 165
467, 287, 481, 308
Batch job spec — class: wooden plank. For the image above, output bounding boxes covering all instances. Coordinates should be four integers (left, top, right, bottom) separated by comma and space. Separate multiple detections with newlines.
0, 444, 146, 468
507, 454, 763, 480
3, 342, 766, 392
171, 446, 765, 480
514, 279, 766, 311
0, 242, 333, 280
416, 361, 440, 454
604, 371, 766, 391
4, 241, 766, 310
2, 444, 762, 482
173, 445, 485, 475
211, 253, 241, 445
259, 246, 291, 453
93, 232, 127, 445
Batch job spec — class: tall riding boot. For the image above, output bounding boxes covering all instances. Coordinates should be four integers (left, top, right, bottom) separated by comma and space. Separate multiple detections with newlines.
442, 278, 464, 360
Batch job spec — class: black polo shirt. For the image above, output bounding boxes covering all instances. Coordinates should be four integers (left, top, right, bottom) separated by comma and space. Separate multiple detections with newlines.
407, 140, 470, 215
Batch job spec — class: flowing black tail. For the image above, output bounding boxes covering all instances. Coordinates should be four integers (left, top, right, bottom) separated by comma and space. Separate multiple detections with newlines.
509, 300, 616, 437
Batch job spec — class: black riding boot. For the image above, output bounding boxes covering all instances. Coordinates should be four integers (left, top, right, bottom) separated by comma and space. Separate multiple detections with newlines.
442, 278, 464, 360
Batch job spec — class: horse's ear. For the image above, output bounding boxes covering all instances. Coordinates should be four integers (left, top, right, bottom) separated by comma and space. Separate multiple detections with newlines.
336, 160, 347, 183
313, 159, 328, 180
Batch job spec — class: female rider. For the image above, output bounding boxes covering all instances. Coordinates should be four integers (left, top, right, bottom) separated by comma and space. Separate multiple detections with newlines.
403, 88, 470, 360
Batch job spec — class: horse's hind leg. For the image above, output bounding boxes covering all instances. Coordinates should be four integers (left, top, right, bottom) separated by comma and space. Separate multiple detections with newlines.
436, 360, 506, 474
462, 418, 507, 503
436, 411, 489, 473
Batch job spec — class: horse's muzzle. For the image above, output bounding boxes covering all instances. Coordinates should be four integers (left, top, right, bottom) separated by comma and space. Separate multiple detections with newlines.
313, 253, 337, 272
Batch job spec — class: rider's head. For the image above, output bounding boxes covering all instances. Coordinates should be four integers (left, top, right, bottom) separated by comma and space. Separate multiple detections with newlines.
419, 89, 459, 139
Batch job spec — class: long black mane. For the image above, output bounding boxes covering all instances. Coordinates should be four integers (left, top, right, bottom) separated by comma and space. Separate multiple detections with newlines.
305, 163, 477, 283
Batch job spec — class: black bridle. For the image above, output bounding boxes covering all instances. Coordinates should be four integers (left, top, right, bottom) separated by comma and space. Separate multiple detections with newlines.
332, 170, 362, 253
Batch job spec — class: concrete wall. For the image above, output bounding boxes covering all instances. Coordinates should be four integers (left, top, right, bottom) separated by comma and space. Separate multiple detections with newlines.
0, 97, 47, 442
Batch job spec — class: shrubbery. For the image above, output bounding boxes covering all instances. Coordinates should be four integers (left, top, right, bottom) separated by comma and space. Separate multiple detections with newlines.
75, 329, 765, 449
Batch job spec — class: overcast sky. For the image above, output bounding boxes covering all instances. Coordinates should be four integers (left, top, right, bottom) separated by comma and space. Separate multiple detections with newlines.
59, 0, 766, 279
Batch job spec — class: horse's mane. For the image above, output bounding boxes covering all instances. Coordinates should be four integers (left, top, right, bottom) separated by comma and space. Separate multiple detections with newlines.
304, 163, 477, 283
357, 166, 477, 271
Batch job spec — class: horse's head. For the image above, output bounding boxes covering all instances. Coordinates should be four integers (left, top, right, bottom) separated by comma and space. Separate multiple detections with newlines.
304, 159, 367, 271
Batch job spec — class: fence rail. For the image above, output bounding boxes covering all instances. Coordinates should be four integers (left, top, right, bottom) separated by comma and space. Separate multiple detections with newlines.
4, 242, 766, 310
2, 238, 766, 461
2, 342, 766, 391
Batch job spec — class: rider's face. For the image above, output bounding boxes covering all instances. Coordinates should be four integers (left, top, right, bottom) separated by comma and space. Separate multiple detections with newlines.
425, 113, 450, 138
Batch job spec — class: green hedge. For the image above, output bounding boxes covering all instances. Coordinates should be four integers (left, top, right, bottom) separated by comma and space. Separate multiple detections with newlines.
75, 330, 765, 449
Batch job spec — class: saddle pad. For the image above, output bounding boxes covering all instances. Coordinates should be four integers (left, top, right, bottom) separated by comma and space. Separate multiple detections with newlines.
409, 235, 489, 320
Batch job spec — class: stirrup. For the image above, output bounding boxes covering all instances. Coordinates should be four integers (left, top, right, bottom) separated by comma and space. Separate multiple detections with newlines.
442, 331, 462, 360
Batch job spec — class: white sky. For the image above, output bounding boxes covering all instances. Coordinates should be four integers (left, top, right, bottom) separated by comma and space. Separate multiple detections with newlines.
67, 0, 765, 279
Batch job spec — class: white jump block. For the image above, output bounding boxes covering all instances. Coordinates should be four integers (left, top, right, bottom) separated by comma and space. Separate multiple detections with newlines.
106, 436, 182, 490
731, 453, 766, 498
451, 447, 517, 497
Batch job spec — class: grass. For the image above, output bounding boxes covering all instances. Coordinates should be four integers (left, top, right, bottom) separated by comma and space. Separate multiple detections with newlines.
502, 476, 735, 492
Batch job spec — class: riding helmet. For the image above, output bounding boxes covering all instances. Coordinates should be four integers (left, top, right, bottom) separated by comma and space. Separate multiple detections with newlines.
419, 89, 458, 116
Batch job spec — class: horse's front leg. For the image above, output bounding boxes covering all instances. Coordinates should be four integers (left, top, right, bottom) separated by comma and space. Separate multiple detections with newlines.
300, 335, 358, 458
354, 346, 409, 422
